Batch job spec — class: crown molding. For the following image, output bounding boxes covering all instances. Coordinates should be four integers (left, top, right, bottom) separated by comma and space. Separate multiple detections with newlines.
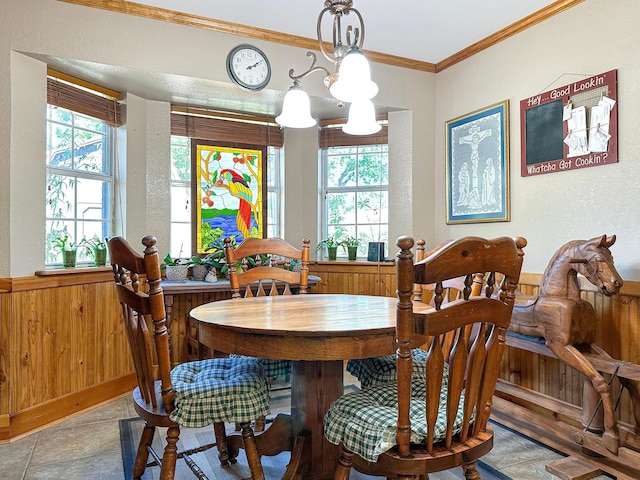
58, 0, 583, 73
436, 0, 584, 71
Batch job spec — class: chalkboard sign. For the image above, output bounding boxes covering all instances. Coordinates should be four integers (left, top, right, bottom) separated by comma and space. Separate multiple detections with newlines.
520, 70, 617, 177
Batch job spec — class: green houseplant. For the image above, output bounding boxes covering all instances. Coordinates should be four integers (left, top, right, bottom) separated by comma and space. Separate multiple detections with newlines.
162, 253, 190, 282
340, 236, 361, 261
317, 236, 339, 261
53, 234, 78, 268
80, 235, 107, 266
188, 253, 225, 281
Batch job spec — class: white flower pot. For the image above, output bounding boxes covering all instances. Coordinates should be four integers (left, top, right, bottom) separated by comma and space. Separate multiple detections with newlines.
165, 265, 189, 282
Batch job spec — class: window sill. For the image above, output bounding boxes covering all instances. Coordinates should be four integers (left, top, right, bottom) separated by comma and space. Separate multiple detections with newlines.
36, 265, 112, 276
314, 259, 394, 265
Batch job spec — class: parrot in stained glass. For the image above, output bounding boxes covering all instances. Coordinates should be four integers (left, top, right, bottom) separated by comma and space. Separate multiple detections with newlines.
219, 169, 252, 239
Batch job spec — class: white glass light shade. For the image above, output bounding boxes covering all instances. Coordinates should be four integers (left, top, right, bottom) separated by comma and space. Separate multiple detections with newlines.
329, 47, 379, 103
275, 85, 317, 128
343, 99, 381, 136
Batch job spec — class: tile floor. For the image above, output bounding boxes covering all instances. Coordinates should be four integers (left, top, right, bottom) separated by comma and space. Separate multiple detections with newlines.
0, 390, 615, 480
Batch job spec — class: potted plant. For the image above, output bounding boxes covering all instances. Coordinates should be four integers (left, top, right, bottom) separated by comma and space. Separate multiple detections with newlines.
80, 235, 107, 266
53, 234, 78, 268
162, 253, 190, 282
188, 253, 225, 281
317, 236, 339, 261
201, 233, 238, 277
341, 236, 361, 261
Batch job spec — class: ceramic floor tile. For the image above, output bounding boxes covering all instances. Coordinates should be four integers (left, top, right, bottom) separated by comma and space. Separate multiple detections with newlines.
0, 385, 621, 480
29, 419, 121, 466
23, 450, 123, 480
0, 432, 38, 475
47, 395, 131, 431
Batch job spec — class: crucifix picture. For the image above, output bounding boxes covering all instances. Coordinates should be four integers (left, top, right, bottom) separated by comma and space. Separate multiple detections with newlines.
445, 100, 510, 224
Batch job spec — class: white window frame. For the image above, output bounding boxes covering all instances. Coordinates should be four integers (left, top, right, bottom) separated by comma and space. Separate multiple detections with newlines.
319, 143, 389, 259
45, 105, 114, 266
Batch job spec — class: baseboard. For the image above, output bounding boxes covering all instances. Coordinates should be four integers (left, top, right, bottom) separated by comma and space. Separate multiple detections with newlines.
492, 395, 640, 480
0, 373, 136, 443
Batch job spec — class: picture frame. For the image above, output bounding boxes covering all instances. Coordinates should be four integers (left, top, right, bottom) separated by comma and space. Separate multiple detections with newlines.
445, 100, 510, 224
192, 140, 267, 254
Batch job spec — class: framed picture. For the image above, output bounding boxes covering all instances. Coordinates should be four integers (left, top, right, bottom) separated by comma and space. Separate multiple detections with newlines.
445, 100, 510, 224
192, 140, 267, 254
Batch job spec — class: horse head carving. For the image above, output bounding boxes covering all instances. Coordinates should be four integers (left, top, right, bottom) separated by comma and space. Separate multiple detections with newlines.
539, 234, 622, 298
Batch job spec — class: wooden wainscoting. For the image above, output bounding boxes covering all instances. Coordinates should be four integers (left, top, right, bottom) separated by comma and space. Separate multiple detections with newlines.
1, 263, 639, 455
308, 261, 396, 297
0, 272, 136, 442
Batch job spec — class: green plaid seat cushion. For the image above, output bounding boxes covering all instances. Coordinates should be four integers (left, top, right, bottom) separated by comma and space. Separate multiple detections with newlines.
260, 359, 291, 382
229, 355, 291, 382
169, 356, 270, 428
347, 349, 448, 389
324, 380, 467, 463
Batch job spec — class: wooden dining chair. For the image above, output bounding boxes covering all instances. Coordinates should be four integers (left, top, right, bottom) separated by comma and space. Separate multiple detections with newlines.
224, 236, 310, 384
107, 235, 271, 480
325, 235, 526, 480
346, 239, 478, 389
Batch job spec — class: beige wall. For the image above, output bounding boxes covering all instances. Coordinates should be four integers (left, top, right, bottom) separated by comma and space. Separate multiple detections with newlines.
2, 0, 638, 280
433, 0, 640, 279
0, 0, 435, 276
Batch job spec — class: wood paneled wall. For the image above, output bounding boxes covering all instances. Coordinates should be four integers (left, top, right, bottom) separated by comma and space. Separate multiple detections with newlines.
0, 273, 136, 441
309, 261, 396, 297
166, 290, 232, 363
1, 263, 638, 447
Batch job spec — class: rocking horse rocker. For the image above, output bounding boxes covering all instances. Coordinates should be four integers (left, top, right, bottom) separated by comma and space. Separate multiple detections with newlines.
510, 234, 640, 455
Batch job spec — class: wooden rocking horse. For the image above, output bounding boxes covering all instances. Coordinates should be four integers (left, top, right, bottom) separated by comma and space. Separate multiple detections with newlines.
510, 234, 640, 454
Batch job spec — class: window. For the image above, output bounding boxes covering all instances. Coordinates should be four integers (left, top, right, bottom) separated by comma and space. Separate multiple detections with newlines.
170, 140, 282, 256
45, 105, 114, 265
320, 142, 389, 258
169, 109, 284, 256
170, 135, 192, 258
266, 145, 282, 239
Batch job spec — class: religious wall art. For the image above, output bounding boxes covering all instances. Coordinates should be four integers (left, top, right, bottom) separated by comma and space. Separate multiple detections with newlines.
445, 100, 510, 224
192, 140, 266, 254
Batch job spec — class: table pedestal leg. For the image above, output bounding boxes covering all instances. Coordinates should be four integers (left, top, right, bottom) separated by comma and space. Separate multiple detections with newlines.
289, 360, 344, 480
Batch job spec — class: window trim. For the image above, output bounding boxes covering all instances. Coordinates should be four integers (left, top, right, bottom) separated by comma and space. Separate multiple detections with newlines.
319, 142, 389, 259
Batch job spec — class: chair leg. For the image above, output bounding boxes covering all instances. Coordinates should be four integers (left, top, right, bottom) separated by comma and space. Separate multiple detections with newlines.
133, 423, 155, 479
159, 425, 180, 480
333, 444, 354, 480
462, 460, 481, 480
239, 421, 265, 480
254, 415, 266, 432
213, 421, 236, 468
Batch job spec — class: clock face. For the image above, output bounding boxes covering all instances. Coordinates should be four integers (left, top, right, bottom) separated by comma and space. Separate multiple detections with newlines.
226, 45, 271, 92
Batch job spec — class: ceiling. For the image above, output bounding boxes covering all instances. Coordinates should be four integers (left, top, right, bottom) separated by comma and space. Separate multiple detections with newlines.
42, 0, 573, 121
131, 0, 560, 65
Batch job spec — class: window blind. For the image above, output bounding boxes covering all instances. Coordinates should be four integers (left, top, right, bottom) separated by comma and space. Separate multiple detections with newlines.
319, 124, 388, 148
171, 108, 283, 148
46, 76, 123, 127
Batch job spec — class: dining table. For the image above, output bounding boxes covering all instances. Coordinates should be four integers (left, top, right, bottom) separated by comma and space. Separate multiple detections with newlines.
190, 293, 418, 480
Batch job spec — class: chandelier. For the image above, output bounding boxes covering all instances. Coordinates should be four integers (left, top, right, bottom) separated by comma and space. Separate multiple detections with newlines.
275, 0, 380, 135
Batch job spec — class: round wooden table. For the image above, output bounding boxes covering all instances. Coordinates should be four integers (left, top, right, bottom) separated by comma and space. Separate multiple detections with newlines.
190, 294, 399, 480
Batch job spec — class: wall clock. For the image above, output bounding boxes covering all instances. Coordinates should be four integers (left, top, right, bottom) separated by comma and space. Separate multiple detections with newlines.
226, 44, 271, 92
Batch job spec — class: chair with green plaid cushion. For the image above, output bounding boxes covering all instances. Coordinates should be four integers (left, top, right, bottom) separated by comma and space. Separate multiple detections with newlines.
325, 235, 526, 480
107, 235, 270, 480
225, 237, 311, 385
346, 239, 475, 390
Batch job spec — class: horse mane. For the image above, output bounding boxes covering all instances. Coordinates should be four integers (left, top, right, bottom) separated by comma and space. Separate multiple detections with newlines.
539, 239, 582, 290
